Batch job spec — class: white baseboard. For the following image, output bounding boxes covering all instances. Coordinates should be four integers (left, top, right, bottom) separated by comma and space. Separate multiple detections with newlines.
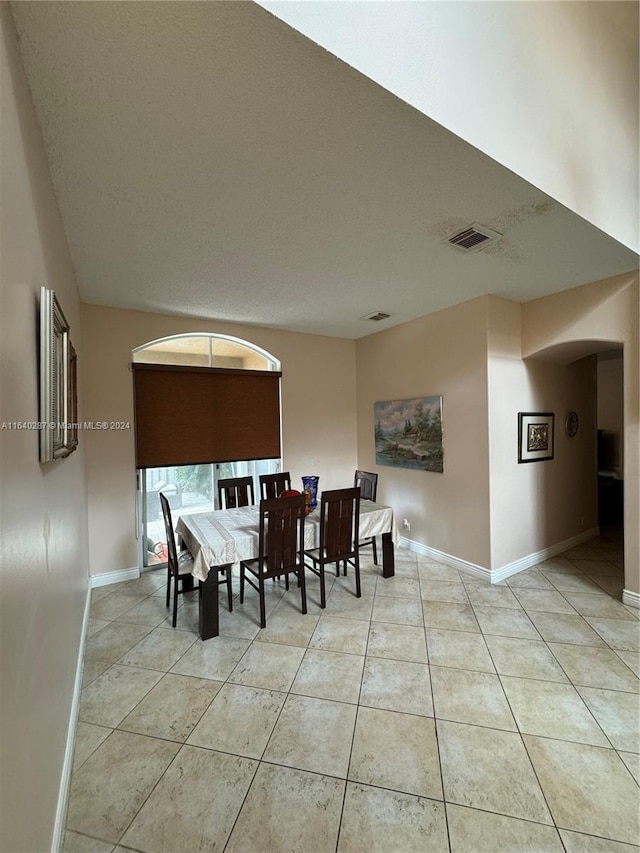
51, 585, 91, 853
400, 527, 600, 585
91, 566, 139, 588
622, 589, 640, 610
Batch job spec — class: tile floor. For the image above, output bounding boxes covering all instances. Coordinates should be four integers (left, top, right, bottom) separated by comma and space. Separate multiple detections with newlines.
65, 528, 639, 853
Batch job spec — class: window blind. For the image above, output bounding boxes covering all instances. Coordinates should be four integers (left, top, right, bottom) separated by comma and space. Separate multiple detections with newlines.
132, 364, 282, 469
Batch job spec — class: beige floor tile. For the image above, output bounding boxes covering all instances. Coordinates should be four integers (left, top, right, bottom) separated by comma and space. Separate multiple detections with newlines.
545, 572, 605, 594
360, 656, 433, 717
526, 611, 607, 647
420, 580, 470, 605
324, 590, 374, 621
447, 804, 564, 853
332, 570, 374, 597
90, 592, 148, 621
116, 571, 166, 596
72, 722, 112, 771
418, 562, 464, 583
505, 568, 555, 590
431, 666, 516, 731
79, 664, 163, 728
486, 636, 569, 682
118, 626, 197, 671
511, 588, 576, 614
373, 576, 420, 599
86, 618, 111, 638
63, 830, 115, 853
338, 782, 449, 853
309, 615, 370, 654
569, 559, 622, 576
561, 592, 636, 621
113, 595, 177, 627
66, 730, 180, 843
472, 605, 540, 639
617, 750, 640, 783
590, 575, 625, 597
465, 585, 522, 609
253, 607, 319, 648
228, 641, 305, 691
367, 621, 428, 663
291, 648, 365, 704
121, 745, 257, 853
349, 706, 442, 799
81, 659, 111, 688
264, 693, 357, 777
187, 683, 285, 758
119, 672, 222, 742
426, 627, 495, 673
438, 720, 552, 824
548, 643, 640, 692
216, 604, 262, 640
422, 601, 480, 633
584, 617, 640, 652
536, 557, 581, 573
577, 686, 640, 753
371, 595, 424, 626
615, 649, 640, 677
170, 636, 251, 681
525, 736, 640, 844
84, 622, 152, 664
501, 677, 609, 746
225, 764, 344, 853
560, 829, 640, 852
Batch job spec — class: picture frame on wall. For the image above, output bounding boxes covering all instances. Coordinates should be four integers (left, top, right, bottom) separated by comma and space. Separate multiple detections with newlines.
39, 286, 78, 462
518, 412, 554, 463
374, 396, 444, 472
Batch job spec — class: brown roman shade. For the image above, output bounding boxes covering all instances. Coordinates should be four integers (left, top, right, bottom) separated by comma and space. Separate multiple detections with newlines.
132, 364, 282, 469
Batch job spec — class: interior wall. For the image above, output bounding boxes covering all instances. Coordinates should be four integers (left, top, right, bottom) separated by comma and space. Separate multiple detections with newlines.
0, 6, 90, 852
487, 297, 597, 569
81, 305, 357, 576
522, 272, 640, 596
260, 0, 638, 253
355, 297, 492, 569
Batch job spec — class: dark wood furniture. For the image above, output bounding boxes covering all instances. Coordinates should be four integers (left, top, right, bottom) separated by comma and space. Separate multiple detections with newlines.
217, 475, 254, 509
259, 471, 292, 500
240, 494, 307, 628
160, 492, 232, 627
355, 469, 379, 564
305, 487, 361, 608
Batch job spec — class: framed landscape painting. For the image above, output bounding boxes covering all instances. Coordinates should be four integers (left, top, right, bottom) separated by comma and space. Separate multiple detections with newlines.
374, 396, 444, 472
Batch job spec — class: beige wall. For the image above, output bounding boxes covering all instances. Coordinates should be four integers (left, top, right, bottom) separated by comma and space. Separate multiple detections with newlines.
81, 305, 357, 575
0, 6, 89, 851
487, 297, 597, 568
522, 272, 640, 595
355, 297, 492, 568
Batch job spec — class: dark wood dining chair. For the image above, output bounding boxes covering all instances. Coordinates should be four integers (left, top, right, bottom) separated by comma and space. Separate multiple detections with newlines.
259, 471, 292, 500
354, 469, 379, 565
160, 492, 233, 627
240, 493, 307, 628
305, 487, 361, 608
217, 475, 254, 509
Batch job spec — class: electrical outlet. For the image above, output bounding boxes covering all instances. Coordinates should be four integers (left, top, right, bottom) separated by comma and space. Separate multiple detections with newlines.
402, 518, 410, 531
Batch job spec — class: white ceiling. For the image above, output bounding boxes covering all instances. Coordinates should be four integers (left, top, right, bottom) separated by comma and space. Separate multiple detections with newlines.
11, 1, 638, 339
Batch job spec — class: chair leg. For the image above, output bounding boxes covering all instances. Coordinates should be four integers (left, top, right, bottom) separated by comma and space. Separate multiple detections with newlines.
319, 561, 326, 609
240, 564, 245, 603
299, 565, 307, 615
354, 554, 362, 599
372, 536, 378, 566
166, 566, 171, 608
172, 578, 179, 627
258, 574, 266, 629
226, 567, 233, 612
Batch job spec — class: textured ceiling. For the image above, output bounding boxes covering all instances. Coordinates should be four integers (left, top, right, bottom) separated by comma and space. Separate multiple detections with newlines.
10, 1, 638, 339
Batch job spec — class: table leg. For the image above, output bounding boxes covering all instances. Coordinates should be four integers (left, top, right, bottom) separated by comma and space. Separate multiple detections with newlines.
381, 532, 395, 578
199, 571, 219, 640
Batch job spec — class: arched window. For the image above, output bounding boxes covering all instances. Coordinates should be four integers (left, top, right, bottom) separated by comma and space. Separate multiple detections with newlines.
133, 333, 281, 569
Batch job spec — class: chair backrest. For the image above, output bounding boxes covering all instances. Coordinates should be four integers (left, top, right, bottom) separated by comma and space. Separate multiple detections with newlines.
259, 472, 292, 500
354, 470, 378, 502
159, 492, 179, 576
218, 476, 254, 509
258, 493, 305, 572
320, 487, 360, 560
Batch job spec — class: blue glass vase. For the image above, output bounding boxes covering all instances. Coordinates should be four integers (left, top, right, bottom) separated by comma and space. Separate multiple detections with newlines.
301, 475, 319, 509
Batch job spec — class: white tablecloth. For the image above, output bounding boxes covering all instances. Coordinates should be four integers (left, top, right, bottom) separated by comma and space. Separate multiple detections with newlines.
175, 500, 398, 582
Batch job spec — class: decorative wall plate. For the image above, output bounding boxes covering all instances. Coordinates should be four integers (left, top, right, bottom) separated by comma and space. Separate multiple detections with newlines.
565, 411, 579, 438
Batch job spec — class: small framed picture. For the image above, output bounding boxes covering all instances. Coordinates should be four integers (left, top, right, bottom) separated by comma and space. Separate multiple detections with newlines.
518, 412, 554, 463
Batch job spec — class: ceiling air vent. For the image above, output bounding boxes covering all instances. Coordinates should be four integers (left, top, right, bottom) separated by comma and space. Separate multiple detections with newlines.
447, 223, 502, 252
362, 311, 390, 322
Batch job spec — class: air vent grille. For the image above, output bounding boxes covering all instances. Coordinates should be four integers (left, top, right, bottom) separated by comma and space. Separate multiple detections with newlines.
362, 311, 390, 322
447, 223, 502, 252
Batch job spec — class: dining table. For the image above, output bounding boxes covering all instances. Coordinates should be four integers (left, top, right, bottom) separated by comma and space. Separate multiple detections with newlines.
175, 500, 399, 640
